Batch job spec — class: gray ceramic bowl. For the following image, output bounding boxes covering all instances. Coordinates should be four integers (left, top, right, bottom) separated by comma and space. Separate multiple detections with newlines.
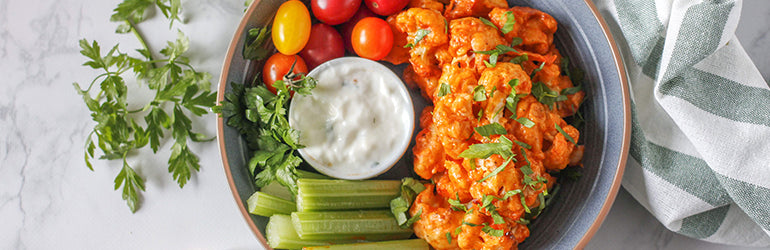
217, 0, 630, 249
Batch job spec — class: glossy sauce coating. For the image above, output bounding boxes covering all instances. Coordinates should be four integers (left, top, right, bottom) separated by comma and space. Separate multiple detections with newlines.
385, 1, 585, 249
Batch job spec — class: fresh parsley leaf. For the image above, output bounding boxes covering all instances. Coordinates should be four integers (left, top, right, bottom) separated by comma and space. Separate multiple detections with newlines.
437, 82, 451, 97
515, 117, 535, 128
243, 27, 271, 60
473, 85, 487, 101
555, 123, 577, 144
501, 11, 515, 34
474, 123, 507, 138
76, 10, 214, 213
446, 232, 452, 244
404, 29, 431, 48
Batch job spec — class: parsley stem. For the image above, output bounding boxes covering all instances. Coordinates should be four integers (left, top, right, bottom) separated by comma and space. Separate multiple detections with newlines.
125, 20, 157, 69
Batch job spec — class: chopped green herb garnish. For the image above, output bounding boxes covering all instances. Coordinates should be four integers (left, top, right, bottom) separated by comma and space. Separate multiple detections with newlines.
510, 53, 528, 64
448, 193, 467, 212
561, 85, 583, 95
446, 232, 452, 244
531, 82, 560, 109
462, 221, 480, 227
474, 123, 507, 138
437, 82, 451, 97
459, 135, 514, 159
404, 29, 431, 48
403, 208, 423, 228
530, 61, 546, 78
390, 178, 427, 227
473, 85, 487, 101
515, 117, 535, 128
505, 93, 527, 117
555, 123, 576, 144
482, 224, 504, 237
477, 154, 515, 182
479, 17, 498, 30
501, 11, 515, 34
507, 78, 520, 88
510, 37, 523, 47
515, 140, 532, 149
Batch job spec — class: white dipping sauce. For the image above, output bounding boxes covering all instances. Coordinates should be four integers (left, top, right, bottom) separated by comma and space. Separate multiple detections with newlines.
289, 57, 414, 180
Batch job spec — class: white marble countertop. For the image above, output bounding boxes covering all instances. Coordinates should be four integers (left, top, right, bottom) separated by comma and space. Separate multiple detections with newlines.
1, 0, 768, 249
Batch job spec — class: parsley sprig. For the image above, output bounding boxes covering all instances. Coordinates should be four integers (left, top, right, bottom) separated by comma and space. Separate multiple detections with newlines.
75, 0, 215, 213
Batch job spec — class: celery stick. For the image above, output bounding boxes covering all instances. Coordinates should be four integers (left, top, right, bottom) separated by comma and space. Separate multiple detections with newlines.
291, 210, 413, 241
260, 181, 294, 201
296, 179, 401, 211
266, 214, 356, 249
247, 191, 296, 217
260, 170, 330, 201
302, 239, 430, 250
296, 170, 331, 179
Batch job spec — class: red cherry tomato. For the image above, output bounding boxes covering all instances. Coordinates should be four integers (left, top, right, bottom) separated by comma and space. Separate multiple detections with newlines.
337, 5, 379, 54
300, 23, 345, 69
364, 0, 408, 16
351, 17, 393, 61
311, 0, 361, 25
262, 53, 309, 95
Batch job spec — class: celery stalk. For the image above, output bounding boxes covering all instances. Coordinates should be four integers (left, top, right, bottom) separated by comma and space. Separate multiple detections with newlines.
291, 210, 413, 241
296, 179, 401, 211
301, 239, 430, 250
247, 191, 296, 217
266, 214, 355, 249
260, 170, 330, 201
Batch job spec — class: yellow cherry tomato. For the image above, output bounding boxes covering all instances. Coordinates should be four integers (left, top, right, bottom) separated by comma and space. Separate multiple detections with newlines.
272, 0, 311, 55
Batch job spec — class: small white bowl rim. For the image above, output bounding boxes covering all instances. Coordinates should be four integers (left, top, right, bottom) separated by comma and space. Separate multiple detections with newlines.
288, 57, 416, 180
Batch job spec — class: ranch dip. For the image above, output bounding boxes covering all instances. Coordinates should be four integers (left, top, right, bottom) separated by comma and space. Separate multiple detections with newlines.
289, 57, 414, 179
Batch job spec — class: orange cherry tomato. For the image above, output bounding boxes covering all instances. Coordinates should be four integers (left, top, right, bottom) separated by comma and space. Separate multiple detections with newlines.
351, 17, 394, 61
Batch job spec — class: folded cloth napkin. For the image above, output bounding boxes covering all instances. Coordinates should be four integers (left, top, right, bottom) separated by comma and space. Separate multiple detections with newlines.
593, 0, 770, 246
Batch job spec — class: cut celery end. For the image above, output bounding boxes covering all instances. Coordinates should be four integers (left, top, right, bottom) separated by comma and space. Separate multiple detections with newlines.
261, 170, 330, 201
296, 179, 401, 211
247, 191, 297, 217
291, 210, 413, 241
260, 181, 294, 201
301, 239, 430, 250
266, 214, 355, 249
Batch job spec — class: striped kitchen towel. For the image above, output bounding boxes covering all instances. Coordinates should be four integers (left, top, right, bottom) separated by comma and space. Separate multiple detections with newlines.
593, 0, 770, 246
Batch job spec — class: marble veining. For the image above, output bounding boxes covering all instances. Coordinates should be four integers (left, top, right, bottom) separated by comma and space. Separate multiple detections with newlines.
0, 0, 767, 249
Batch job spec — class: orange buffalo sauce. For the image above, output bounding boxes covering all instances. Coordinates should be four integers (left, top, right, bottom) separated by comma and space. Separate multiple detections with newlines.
384, 1, 585, 249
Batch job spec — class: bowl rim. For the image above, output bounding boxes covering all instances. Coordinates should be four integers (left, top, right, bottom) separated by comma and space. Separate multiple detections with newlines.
216, 0, 631, 249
